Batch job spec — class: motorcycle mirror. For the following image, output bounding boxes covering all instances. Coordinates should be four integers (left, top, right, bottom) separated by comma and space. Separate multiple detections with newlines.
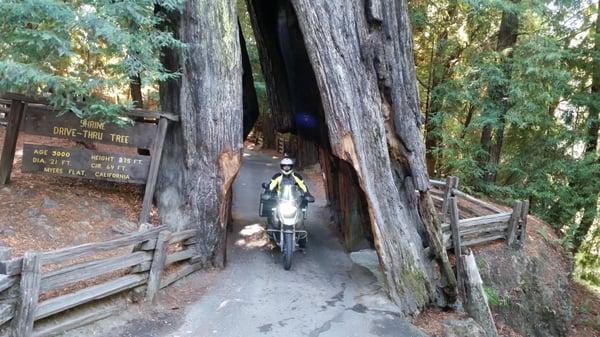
261, 182, 268, 189
261, 193, 271, 201
305, 195, 315, 203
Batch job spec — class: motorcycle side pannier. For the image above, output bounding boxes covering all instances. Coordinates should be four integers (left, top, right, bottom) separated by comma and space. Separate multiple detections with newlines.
259, 193, 275, 217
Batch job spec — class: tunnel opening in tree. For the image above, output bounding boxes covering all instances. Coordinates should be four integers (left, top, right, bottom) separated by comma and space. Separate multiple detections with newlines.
155, 0, 456, 315
243, 0, 376, 252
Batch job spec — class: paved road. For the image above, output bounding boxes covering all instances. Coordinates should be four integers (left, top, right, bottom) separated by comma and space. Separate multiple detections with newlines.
163, 151, 428, 337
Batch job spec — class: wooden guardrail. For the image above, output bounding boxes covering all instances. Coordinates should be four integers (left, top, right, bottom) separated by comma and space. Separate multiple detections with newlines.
0, 226, 202, 337
429, 177, 529, 250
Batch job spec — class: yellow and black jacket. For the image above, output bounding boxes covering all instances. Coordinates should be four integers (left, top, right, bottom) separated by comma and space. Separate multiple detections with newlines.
268, 172, 308, 195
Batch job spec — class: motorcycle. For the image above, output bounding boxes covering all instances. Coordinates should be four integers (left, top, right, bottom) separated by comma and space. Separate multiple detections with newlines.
260, 180, 314, 270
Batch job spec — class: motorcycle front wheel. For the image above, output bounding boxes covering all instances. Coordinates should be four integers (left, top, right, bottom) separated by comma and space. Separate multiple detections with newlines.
283, 232, 293, 270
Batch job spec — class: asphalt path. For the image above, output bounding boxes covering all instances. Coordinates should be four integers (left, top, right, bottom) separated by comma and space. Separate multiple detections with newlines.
164, 151, 428, 337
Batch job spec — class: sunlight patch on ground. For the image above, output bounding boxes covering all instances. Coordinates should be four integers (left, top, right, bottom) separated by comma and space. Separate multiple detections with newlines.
235, 223, 269, 249
217, 298, 243, 311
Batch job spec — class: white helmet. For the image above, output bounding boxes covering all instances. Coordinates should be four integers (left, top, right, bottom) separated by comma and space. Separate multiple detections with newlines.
280, 158, 294, 175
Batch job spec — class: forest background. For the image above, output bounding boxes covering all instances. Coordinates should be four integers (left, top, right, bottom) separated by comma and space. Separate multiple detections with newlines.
0, 0, 598, 291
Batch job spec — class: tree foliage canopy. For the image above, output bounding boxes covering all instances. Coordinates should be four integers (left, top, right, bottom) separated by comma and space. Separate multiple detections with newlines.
0, 0, 183, 119
411, 0, 600, 286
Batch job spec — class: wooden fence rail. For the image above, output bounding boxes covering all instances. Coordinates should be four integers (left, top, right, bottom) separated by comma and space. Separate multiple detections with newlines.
430, 177, 528, 250
0, 225, 202, 337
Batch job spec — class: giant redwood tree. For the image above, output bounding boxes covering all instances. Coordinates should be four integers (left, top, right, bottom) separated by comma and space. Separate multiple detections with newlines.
155, 0, 243, 268
156, 0, 453, 315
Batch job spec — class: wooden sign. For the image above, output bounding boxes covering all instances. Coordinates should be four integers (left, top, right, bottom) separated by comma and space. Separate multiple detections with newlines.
0, 94, 176, 223
21, 105, 157, 149
22, 144, 150, 184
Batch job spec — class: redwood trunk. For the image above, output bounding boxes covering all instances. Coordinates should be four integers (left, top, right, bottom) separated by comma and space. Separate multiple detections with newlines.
130, 74, 143, 109
479, 3, 519, 184
290, 0, 441, 314
156, 0, 242, 267
240, 23, 260, 139
245, 0, 294, 132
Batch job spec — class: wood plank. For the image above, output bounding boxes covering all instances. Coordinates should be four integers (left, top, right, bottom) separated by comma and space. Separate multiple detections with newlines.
0, 302, 14, 326
429, 179, 445, 187
462, 233, 506, 247
35, 274, 147, 320
139, 117, 168, 223
453, 190, 504, 213
444, 222, 508, 237
12, 252, 42, 337
1, 227, 163, 276
160, 262, 202, 289
0, 259, 21, 277
441, 213, 511, 232
165, 249, 195, 266
444, 231, 506, 249
429, 188, 445, 197
145, 231, 171, 303
42, 226, 164, 266
461, 251, 499, 337
506, 201, 523, 247
33, 304, 123, 337
0, 100, 25, 185
0, 275, 17, 293
169, 229, 199, 244
41, 252, 151, 292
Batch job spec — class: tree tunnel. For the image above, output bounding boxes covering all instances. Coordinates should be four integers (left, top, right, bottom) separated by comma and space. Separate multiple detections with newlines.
155, 0, 457, 316
240, 0, 376, 252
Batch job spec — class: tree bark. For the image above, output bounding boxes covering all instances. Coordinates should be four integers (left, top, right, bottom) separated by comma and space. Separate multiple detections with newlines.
155, 0, 242, 267
479, 2, 519, 184
130, 75, 143, 109
245, 0, 294, 132
290, 0, 441, 314
293, 136, 319, 169
240, 22, 260, 139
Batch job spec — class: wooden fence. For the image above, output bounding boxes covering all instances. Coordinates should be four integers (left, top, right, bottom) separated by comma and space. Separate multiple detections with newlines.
429, 177, 529, 250
0, 226, 202, 337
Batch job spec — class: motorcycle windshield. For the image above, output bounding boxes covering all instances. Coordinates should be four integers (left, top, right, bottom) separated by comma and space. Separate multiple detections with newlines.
280, 181, 301, 202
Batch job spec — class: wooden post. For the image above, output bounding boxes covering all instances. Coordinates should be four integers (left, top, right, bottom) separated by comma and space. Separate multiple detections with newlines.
11, 251, 42, 337
449, 197, 464, 296
517, 200, 529, 247
145, 230, 171, 303
0, 100, 26, 185
506, 201, 523, 247
461, 250, 499, 337
441, 176, 459, 221
139, 118, 168, 224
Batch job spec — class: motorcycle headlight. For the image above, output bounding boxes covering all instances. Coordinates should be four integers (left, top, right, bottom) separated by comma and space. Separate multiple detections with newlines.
278, 202, 297, 218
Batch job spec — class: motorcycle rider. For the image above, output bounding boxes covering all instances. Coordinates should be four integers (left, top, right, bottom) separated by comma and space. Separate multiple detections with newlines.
265, 157, 313, 229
